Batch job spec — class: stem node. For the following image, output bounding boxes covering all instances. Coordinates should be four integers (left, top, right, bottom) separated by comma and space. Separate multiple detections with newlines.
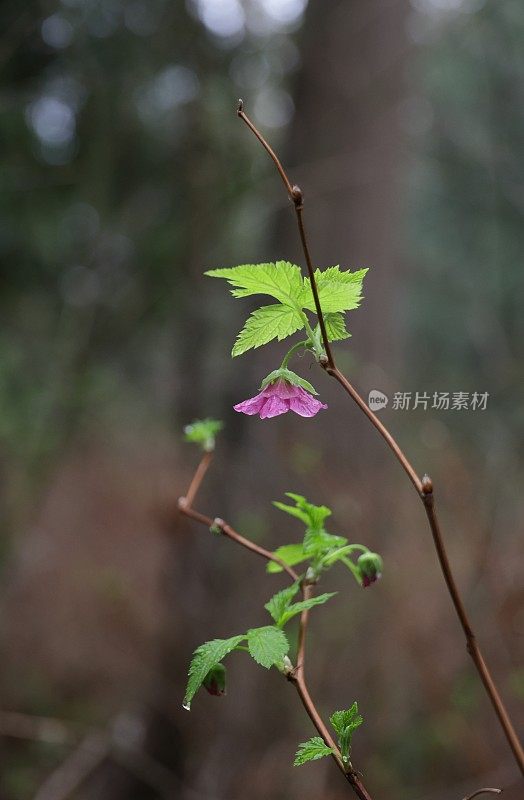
421, 474, 433, 495
291, 184, 303, 207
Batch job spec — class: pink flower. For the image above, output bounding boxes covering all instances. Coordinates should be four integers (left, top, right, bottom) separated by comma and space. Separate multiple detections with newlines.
234, 379, 327, 419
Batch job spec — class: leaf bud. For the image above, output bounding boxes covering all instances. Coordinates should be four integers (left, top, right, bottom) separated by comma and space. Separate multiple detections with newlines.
357, 551, 383, 588
203, 663, 226, 696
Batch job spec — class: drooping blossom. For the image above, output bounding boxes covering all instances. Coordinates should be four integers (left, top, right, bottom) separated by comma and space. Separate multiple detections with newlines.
234, 378, 327, 419
357, 551, 383, 588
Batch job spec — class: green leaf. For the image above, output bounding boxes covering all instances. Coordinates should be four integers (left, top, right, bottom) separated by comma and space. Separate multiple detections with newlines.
184, 635, 245, 709
287, 493, 332, 530
323, 313, 351, 342
303, 528, 347, 558
183, 418, 223, 452
330, 703, 363, 764
294, 737, 334, 766
273, 494, 348, 570
260, 368, 318, 395
302, 267, 368, 314
279, 592, 337, 626
266, 543, 308, 574
274, 493, 332, 532
232, 305, 304, 357
330, 704, 363, 737
247, 625, 289, 668
206, 262, 304, 308
272, 501, 311, 527
264, 582, 300, 625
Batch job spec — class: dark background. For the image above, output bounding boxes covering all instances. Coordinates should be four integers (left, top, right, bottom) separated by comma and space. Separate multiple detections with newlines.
0, 1, 523, 799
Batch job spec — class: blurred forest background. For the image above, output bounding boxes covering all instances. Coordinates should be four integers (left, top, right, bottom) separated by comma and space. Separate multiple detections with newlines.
0, 1, 523, 799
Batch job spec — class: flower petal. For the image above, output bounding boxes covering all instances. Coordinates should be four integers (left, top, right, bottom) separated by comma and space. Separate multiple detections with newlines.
234, 392, 266, 415
259, 395, 289, 419
267, 379, 300, 400
289, 389, 328, 418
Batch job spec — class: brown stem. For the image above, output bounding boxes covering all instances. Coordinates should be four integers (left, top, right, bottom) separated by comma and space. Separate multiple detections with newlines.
325, 365, 422, 493
325, 367, 524, 774
292, 583, 373, 800
237, 102, 524, 778
178, 498, 300, 582
237, 102, 334, 367
184, 450, 213, 508
289, 671, 373, 800
290, 673, 373, 800
423, 487, 524, 773
180, 457, 375, 799
296, 582, 312, 671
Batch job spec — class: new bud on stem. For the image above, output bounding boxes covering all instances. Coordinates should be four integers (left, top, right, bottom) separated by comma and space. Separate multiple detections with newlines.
210, 517, 223, 535
357, 552, 383, 588
203, 663, 227, 696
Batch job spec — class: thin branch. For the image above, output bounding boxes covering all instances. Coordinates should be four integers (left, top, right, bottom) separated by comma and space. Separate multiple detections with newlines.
178, 497, 300, 582
181, 456, 375, 800
291, 582, 373, 800
185, 450, 213, 508
462, 790, 502, 800
238, 102, 524, 778
326, 365, 422, 492
237, 99, 295, 199
237, 100, 334, 367
296, 581, 313, 671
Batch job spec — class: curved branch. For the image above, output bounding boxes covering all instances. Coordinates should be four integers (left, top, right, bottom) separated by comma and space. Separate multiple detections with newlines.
237, 101, 334, 367
238, 102, 524, 778
178, 498, 300, 583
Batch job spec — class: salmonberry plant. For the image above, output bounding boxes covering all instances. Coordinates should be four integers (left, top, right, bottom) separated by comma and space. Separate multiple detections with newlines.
178, 103, 523, 800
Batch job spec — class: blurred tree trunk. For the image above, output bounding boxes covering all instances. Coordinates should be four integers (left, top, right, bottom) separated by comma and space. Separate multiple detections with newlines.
280, 0, 410, 372
271, 0, 411, 478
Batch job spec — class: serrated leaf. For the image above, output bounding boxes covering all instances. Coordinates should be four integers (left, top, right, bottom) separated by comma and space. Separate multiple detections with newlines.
274, 493, 332, 532
303, 528, 347, 558
306, 505, 333, 531
266, 543, 308, 574
294, 737, 334, 766
301, 267, 368, 314
232, 305, 304, 357
286, 493, 332, 530
330, 703, 363, 765
184, 635, 245, 709
318, 266, 368, 285
264, 582, 300, 625
272, 501, 311, 526
285, 492, 307, 503
323, 313, 351, 342
206, 262, 305, 308
247, 626, 289, 668
330, 704, 363, 737
279, 592, 337, 626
